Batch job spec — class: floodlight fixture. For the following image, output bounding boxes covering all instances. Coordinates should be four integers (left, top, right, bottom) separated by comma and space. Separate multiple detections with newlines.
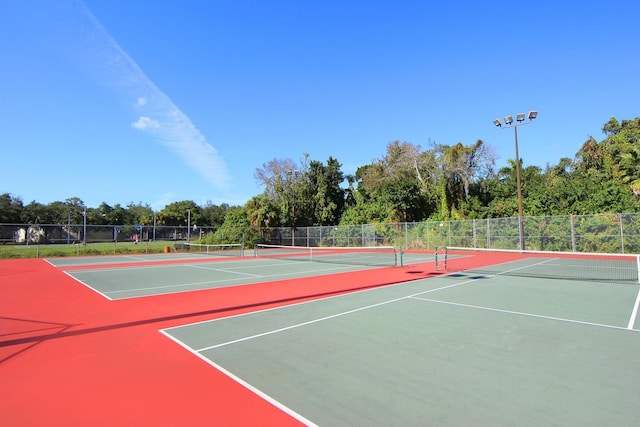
493, 109, 539, 251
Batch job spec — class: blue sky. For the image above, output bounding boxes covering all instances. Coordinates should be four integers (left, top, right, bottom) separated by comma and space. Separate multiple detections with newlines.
1, 1, 638, 211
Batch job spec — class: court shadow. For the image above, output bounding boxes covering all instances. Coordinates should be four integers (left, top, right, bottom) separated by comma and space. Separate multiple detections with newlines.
0, 278, 428, 351
405, 270, 449, 277
0, 316, 75, 364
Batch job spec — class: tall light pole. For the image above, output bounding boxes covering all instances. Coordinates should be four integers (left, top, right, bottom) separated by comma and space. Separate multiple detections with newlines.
287, 170, 300, 246
82, 206, 87, 246
186, 208, 191, 242
493, 111, 538, 251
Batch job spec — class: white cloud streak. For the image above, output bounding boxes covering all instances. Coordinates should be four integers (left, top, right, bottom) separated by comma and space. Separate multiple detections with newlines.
32, 1, 231, 190
131, 116, 160, 130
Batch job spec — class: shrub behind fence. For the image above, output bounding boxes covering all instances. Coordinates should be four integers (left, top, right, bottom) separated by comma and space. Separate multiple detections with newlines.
3, 213, 640, 254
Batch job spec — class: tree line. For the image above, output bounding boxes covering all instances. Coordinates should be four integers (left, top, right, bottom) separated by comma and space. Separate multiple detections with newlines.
2, 117, 639, 233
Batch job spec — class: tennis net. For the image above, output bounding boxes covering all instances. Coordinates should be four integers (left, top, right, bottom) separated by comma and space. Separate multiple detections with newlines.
183, 242, 244, 257
441, 247, 640, 284
254, 244, 398, 267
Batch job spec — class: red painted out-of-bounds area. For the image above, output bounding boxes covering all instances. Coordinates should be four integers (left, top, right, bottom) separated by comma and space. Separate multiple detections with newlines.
0, 254, 453, 427
0, 251, 517, 426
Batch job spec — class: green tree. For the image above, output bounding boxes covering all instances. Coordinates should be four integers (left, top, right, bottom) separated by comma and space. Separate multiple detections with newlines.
200, 202, 232, 227
435, 140, 494, 219
126, 203, 155, 226
0, 193, 24, 223
352, 141, 435, 222
307, 157, 346, 225
157, 201, 200, 226
254, 157, 301, 227
21, 201, 46, 224
245, 194, 280, 229
613, 118, 640, 196
379, 177, 428, 222
88, 202, 131, 225
254, 157, 298, 201
339, 189, 395, 225
210, 205, 262, 246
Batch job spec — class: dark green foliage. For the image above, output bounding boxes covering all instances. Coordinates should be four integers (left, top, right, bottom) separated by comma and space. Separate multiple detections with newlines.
3, 116, 640, 229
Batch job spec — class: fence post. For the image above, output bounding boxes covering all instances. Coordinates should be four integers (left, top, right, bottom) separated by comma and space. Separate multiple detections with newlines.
405, 222, 408, 248
570, 215, 576, 252
486, 218, 490, 249
426, 221, 430, 249
620, 213, 625, 254
472, 219, 477, 249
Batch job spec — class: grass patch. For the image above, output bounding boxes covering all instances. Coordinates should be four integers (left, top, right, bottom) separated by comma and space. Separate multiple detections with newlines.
0, 241, 179, 259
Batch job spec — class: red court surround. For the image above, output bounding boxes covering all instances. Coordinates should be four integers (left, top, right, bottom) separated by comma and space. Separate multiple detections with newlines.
1, 256, 454, 426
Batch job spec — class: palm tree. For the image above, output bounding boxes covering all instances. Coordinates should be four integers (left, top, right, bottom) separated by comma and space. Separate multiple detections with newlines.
619, 145, 640, 196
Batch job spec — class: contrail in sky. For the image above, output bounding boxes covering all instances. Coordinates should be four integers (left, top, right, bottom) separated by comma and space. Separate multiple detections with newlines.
17, 0, 231, 190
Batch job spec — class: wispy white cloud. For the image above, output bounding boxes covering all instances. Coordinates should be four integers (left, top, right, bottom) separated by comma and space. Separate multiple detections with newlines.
131, 116, 160, 130
36, 0, 231, 191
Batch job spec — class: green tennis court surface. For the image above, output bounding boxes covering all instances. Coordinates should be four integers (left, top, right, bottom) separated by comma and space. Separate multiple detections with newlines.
48, 251, 407, 300
46, 248, 640, 424
46, 252, 209, 267
443, 247, 640, 284
164, 266, 640, 426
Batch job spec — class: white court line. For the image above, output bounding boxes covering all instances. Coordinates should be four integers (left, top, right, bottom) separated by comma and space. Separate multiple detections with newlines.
121, 255, 166, 262
62, 271, 114, 300
103, 263, 358, 296
628, 286, 640, 329
468, 257, 640, 330
48, 254, 179, 268
62, 258, 325, 274
184, 264, 261, 277
161, 267, 637, 426
194, 268, 640, 354
411, 297, 639, 333
159, 330, 318, 427
488, 257, 558, 275
195, 277, 479, 352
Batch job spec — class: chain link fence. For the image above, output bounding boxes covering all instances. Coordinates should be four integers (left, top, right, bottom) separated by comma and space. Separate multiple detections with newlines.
3, 213, 640, 254
0, 224, 216, 245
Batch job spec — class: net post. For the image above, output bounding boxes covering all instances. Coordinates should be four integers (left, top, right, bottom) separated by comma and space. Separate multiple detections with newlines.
636, 254, 640, 285
399, 247, 403, 267
444, 247, 448, 270
435, 246, 448, 271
